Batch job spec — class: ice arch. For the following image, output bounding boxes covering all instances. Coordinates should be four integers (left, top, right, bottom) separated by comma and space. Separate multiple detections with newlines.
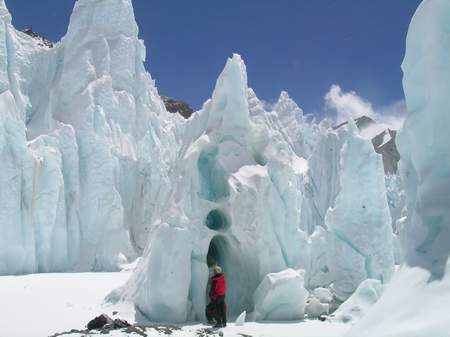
206, 236, 256, 317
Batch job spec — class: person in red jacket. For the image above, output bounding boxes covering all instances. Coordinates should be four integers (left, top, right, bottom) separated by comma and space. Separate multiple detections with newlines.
206, 265, 227, 328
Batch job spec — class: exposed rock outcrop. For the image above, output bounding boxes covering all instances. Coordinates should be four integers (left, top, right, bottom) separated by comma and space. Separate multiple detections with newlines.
22, 27, 53, 48
161, 95, 194, 119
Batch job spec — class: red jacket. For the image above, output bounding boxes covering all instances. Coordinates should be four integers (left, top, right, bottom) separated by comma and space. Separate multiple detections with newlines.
209, 274, 227, 301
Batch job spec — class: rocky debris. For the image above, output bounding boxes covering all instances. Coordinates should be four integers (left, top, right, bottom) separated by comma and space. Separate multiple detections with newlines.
87, 314, 113, 330
196, 327, 225, 337
86, 314, 131, 332
22, 27, 54, 48
161, 95, 194, 119
52, 323, 182, 336
49, 329, 88, 337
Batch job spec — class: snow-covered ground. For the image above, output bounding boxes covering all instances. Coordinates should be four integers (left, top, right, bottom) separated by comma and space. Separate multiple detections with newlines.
0, 272, 134, 337
0, 272, 350, 337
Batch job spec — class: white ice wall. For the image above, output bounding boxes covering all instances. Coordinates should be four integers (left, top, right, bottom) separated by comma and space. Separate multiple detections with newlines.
346, 1, 450, 336
0, 0, 180, 274
325, 122, 394, 300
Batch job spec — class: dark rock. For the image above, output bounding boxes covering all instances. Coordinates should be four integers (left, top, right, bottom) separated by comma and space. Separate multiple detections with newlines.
372, 129, 400, 174
113, 318, 131, 329
318, 315, 327, 322
86, 314, 113, 330
22, 27, 54, 48
86, 314, 131, 333
161, 95, 194, 119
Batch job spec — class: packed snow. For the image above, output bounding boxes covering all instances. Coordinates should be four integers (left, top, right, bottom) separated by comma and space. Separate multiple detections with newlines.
0, 272, 350, 337
0, 272, 134, 337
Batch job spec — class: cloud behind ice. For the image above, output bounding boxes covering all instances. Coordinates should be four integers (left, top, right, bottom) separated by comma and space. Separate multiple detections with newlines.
324, 84, 406, 130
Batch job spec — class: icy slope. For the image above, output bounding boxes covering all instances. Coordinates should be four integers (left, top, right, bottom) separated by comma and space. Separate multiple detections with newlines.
346, 0, 450, 336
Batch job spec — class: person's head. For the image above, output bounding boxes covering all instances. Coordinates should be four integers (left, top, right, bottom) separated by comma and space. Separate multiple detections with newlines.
214, 265, 222, 275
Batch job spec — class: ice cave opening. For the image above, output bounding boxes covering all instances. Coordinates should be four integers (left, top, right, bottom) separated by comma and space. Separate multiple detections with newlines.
205, 209, 230, 232
206, 235, 255, 318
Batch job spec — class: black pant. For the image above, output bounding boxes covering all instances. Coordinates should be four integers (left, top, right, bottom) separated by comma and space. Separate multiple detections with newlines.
214, 296, 227, 325
206, 302, 215, 322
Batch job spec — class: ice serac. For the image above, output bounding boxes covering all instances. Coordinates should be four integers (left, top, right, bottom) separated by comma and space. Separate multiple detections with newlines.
40, 0, 178, 269
325, 121, 394, 300
0, 0, 179, 275
49, 0, 138, 270
397, 0, 450, 278
0, 93, 35, 275
346, 1, 450, 336
205, 54, 251, 138
300, 124, 343, 234
0, 2, 52, 275
115, 54, 309, 322
249, 89, 308, 158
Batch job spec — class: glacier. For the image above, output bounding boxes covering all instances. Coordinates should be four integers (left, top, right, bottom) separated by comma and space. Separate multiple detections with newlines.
0, 0, 411, 328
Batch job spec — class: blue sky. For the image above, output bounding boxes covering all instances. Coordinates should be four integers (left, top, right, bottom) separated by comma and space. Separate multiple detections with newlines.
7, 0, 421, 120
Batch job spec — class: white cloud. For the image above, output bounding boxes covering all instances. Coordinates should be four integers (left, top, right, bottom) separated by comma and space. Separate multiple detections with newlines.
324, 84, 407, 130
325, 84, 376, 123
